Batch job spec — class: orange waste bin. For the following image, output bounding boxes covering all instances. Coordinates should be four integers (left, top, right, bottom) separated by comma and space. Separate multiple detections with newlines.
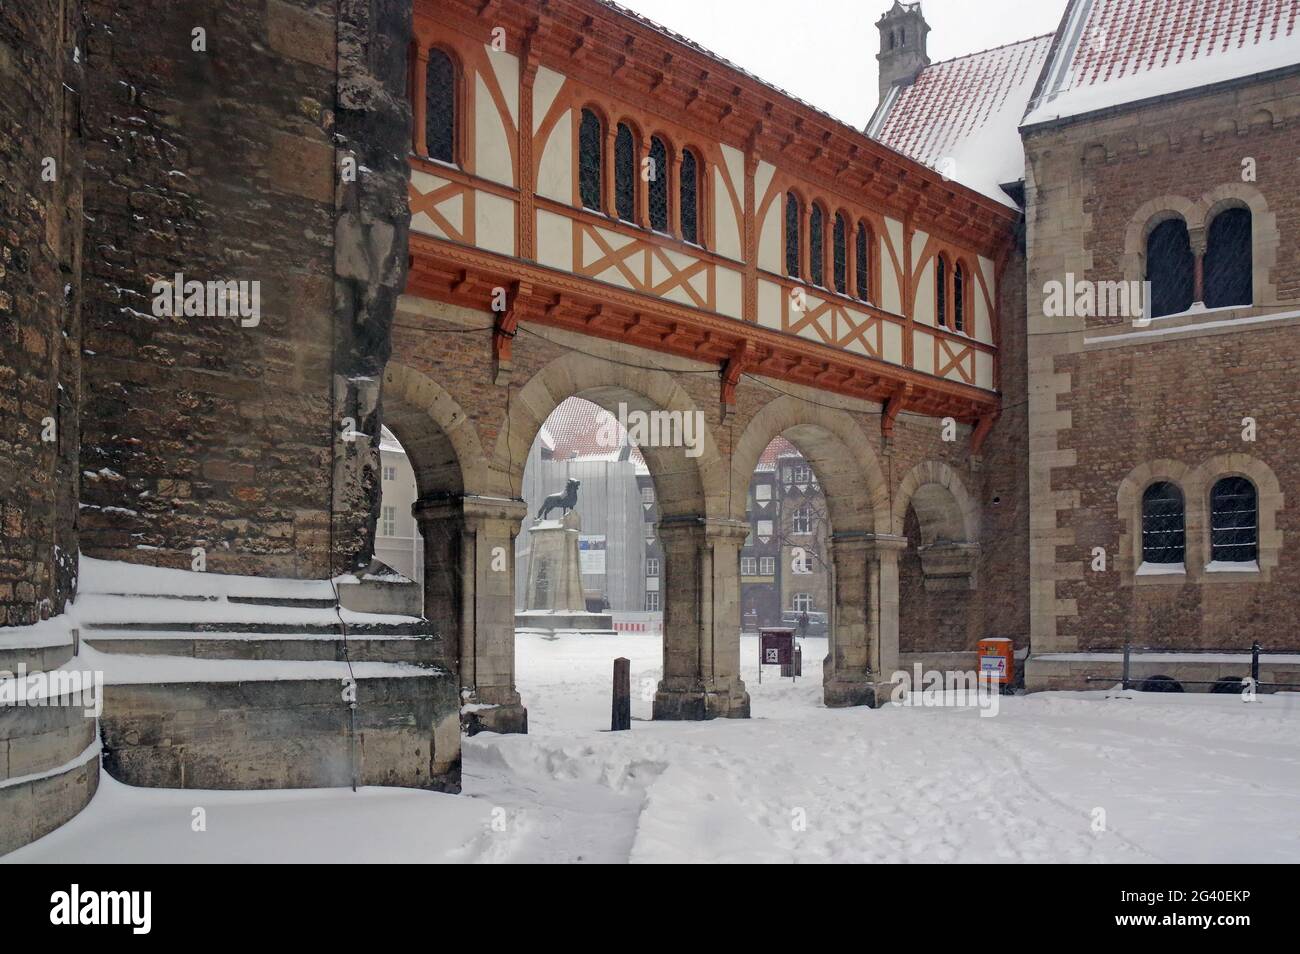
977, 638, 1014, 686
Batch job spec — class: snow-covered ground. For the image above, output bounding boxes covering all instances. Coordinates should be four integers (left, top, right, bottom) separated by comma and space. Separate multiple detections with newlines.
8, 632, 1300, 863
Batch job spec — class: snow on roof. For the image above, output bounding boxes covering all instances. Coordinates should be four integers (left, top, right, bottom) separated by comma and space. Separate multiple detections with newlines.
754, 437, 803, 472
378, 425, 405, 455
867, 34, 1053, 205
542, 396, 646, 466
1023, 0, 1300, 127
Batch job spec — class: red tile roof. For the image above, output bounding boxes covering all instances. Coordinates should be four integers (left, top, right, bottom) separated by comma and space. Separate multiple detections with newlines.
1067, 0, 1297, 87
1025, 0, 1300, 124
868, 34, 1053, 202
541, 397, 647, 465
872, 34, 1053, 170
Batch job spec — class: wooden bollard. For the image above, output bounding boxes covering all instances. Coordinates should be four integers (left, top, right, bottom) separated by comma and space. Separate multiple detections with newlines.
612, 657, 631, 731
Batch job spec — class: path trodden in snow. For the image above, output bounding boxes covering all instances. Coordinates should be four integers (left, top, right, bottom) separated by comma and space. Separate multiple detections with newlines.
8, 632, 1300, 863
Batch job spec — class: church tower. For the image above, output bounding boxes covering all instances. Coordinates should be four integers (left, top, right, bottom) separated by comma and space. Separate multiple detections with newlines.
875, 1, 931, 101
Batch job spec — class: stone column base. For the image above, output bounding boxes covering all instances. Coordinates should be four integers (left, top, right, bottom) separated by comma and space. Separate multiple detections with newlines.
462, 685, 528, 736
823, 670, 896, 709
653, 686, 751, 720
463, 702, 528, 736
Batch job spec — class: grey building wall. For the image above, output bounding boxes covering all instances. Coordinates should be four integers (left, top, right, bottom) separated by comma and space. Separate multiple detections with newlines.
515, 444, 647, 612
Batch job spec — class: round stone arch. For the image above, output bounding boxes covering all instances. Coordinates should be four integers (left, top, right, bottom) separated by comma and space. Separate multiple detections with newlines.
1121, 195, 1198, 287
892, 460, 980, 592
1195, 183, 1279, 308
494, 348, 727, 520
501, 348, 745, 721
1116, 458, 1196, 584
381, 361, 488, 498
1187, 453, 1283, 582
729, 393, 890, 535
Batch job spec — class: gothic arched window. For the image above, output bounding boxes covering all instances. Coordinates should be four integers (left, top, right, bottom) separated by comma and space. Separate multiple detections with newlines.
1204, 207, 1252, 308
954, 261, 966, 333
1210, 476, 1258, 563
810, 204, 825, 288
785, 192, 801, 278
1142, 482, 1186, 565
615, 122, 636, 222
1146, 218, 1194, 318
680, 148, 700, 244
579, 109, 603, 212
935, 254, 948, 328
648, 136, 669, 233
856, 222, 870, 301
833, 213, 847, 294
425, 49, 456, 163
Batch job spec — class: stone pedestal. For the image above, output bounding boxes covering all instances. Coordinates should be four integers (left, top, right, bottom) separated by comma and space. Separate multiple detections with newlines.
514, 510, 616, 636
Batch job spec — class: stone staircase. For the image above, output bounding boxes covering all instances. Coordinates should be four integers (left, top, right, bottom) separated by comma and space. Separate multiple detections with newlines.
71, 559, 461, 794
1, 558, 461, 855
0, 623, 101, 856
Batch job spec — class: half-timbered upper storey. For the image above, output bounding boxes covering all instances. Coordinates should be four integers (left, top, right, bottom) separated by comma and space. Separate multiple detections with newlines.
407, 0, 1020, 432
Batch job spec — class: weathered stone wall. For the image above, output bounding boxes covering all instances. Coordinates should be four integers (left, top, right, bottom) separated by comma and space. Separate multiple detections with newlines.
0, 0, 84, 626
76, 0, 410, 579
1024, 70, 1300, 654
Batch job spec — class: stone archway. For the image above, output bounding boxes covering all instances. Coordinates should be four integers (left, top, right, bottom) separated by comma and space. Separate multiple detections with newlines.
892, 460, 981, 658
497, 348, 746, 720
731, 394, 900, 708
380, 362, 528, 734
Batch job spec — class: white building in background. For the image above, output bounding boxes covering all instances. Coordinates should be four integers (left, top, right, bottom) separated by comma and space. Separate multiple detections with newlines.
375, 426, 422, 584
515, 398, 655, 619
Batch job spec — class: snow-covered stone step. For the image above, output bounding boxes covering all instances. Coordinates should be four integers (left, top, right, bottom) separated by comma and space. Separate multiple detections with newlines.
83, 630, 439, 665
93, 654, 460, 792
0, 675, 102, 856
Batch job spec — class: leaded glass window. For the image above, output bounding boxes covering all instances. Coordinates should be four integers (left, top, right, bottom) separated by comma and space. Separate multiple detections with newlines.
681, 148, 699, 244
579, 109, 602, 211
648, 136, 669, 232
856, 223, 870, 301
1204, 208, 1252, 308
426, 49, 455, 163
785, 192, 800, 278
810, 204, 824, 288
1210, 477, 1258, 563
615, 123, 635, 222
1142, 482, 1186, 564
833, 213, 847, 294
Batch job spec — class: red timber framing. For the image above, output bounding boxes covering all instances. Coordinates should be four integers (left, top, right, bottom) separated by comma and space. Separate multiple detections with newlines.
409, 0, 1018, 440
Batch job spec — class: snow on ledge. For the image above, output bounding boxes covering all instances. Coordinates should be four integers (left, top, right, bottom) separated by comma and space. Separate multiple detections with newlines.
80, 646, 440, 686
79, 555, 337, 600
1136, 561, 1185, 576
0, 614, 77, 651
1205, 561, 1260, 573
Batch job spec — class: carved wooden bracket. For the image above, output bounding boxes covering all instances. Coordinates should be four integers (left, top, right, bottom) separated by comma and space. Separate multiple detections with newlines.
881, 381, 912, 438
721, 339, 753, 414
970, 410, 999, 456
493, 280, 531, 385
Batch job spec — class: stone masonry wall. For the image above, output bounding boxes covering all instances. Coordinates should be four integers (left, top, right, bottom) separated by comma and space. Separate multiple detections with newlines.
0, 0, 84, 627
76, 0, 410, 580
1025, 70, 1300, 653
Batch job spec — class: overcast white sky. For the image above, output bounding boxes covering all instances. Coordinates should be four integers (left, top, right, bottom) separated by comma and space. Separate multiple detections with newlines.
617, 0, 1070, 126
